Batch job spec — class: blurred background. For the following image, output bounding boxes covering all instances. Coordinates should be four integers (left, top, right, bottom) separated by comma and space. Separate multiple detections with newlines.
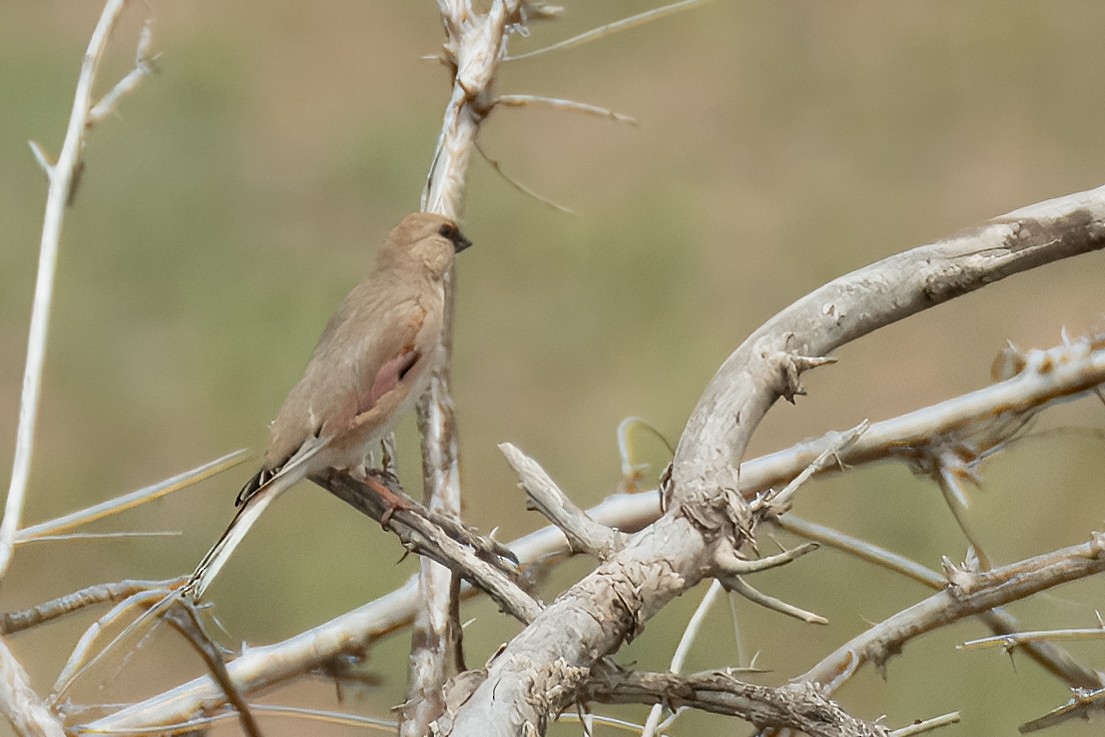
2, 2, 1104, 735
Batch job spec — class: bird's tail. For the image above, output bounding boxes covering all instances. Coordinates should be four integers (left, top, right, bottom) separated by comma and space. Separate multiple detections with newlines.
185, 471, 297, 600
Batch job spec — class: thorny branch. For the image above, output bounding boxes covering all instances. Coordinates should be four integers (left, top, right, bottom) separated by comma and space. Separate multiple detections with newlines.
402, 1, 535, 732
442, 186, 1105, 736
797, 533, 1105, 691
80, 325, 1105, 734
13, 4, 1105, 737
581, 664, 889, 737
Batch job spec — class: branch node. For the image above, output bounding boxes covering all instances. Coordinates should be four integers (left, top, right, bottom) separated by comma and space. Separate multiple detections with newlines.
770, 350, 837, 403
940, 554, 981, 595
27, 140, 54, 176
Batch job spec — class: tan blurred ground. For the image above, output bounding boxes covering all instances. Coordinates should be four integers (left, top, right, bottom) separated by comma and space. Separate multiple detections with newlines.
1, 2, 1103, 735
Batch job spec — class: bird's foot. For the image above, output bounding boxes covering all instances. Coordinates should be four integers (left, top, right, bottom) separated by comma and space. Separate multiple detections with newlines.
361, 470, 414, 525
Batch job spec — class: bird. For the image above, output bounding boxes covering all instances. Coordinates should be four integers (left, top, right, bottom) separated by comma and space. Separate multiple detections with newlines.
185, 212, 472, 599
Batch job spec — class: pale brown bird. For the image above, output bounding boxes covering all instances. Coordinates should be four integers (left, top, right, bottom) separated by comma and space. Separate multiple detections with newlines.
186, 212, 471, 598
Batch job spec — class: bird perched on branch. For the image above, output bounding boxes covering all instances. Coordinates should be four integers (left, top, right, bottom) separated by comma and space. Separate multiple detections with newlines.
186, 212, 472, 599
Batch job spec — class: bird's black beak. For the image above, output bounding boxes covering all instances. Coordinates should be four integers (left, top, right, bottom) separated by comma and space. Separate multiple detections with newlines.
452, 229, 473, 253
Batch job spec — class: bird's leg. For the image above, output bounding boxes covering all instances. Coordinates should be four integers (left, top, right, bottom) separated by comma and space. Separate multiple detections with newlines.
357, 468, 415, 525
379, 432, 399, 478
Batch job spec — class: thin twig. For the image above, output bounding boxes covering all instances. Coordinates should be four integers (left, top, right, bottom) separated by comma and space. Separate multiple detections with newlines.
50, 589, 173, 702
17, 450, 247, 541
161, 604, 261, 737
773, 516, 940, 588
754, 421, 867, 514
475, 141, 577, 214
87, 17, 157, 126
725, 577, 828, 625
494, 94, 636, 124
1019, 687, 1105, 733
3, 0, 151, 582
797, 532, 1105, 693
506, 0, 716, 61
616, 417, 673, 493
889, 711, 960, 736
960, 626, 1105, 650
642, 579, 726, 737
18, 531, 179, 544
0, 579, 175, 635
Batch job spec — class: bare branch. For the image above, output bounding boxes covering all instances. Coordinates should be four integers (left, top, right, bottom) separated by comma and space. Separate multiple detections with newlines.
724, 576, 828, 625
17, 450, 247, 542
447, 186, 1105, 735
774, 516, 1103, 690
0, 580, 174, 635
3, 0, 153, 583
0, 638, 66, 737
889, 712, 961, 736
581, 664, 889, 737
494, 94, 636, 124
408, 2, 530, 731
507, 0, 716, 61
312, 471, 539, 625
798, 532, 1105, 691
78, 345, 1105, 732
499, 442, 623, 558
745, 334, 1105, 499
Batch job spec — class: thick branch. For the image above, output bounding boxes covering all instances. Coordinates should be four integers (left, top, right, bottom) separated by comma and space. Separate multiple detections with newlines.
405, 2, 523, 732
445, 186, 1105, 734
79, 317, 1105, 733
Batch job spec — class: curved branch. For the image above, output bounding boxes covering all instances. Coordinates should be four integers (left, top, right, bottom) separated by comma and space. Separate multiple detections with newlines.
445, 186, 1105, 735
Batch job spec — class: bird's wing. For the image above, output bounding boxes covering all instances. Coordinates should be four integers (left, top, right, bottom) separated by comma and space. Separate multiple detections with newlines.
259, 288, 433, 480
235, 438, 327, 506
193, 297, 432, 597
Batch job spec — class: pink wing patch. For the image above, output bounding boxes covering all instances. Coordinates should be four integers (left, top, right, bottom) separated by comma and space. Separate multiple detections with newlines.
367, 349, 421, 408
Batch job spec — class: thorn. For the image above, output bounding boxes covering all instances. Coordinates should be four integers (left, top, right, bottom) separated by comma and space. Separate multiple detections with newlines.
28, 140, 53, 175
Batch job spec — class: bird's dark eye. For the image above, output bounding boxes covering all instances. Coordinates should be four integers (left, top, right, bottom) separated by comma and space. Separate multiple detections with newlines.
438, 223, 456, 239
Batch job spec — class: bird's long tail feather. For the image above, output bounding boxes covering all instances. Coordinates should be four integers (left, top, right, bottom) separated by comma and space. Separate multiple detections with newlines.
186, 439, 328, 599
186, 473, 294, 599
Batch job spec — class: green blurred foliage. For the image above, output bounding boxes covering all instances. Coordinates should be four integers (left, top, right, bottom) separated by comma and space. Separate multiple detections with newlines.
1, 2, 1104, 735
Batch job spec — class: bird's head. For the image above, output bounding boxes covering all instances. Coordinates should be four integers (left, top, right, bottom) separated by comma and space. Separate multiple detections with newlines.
382, 212, 472, 279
